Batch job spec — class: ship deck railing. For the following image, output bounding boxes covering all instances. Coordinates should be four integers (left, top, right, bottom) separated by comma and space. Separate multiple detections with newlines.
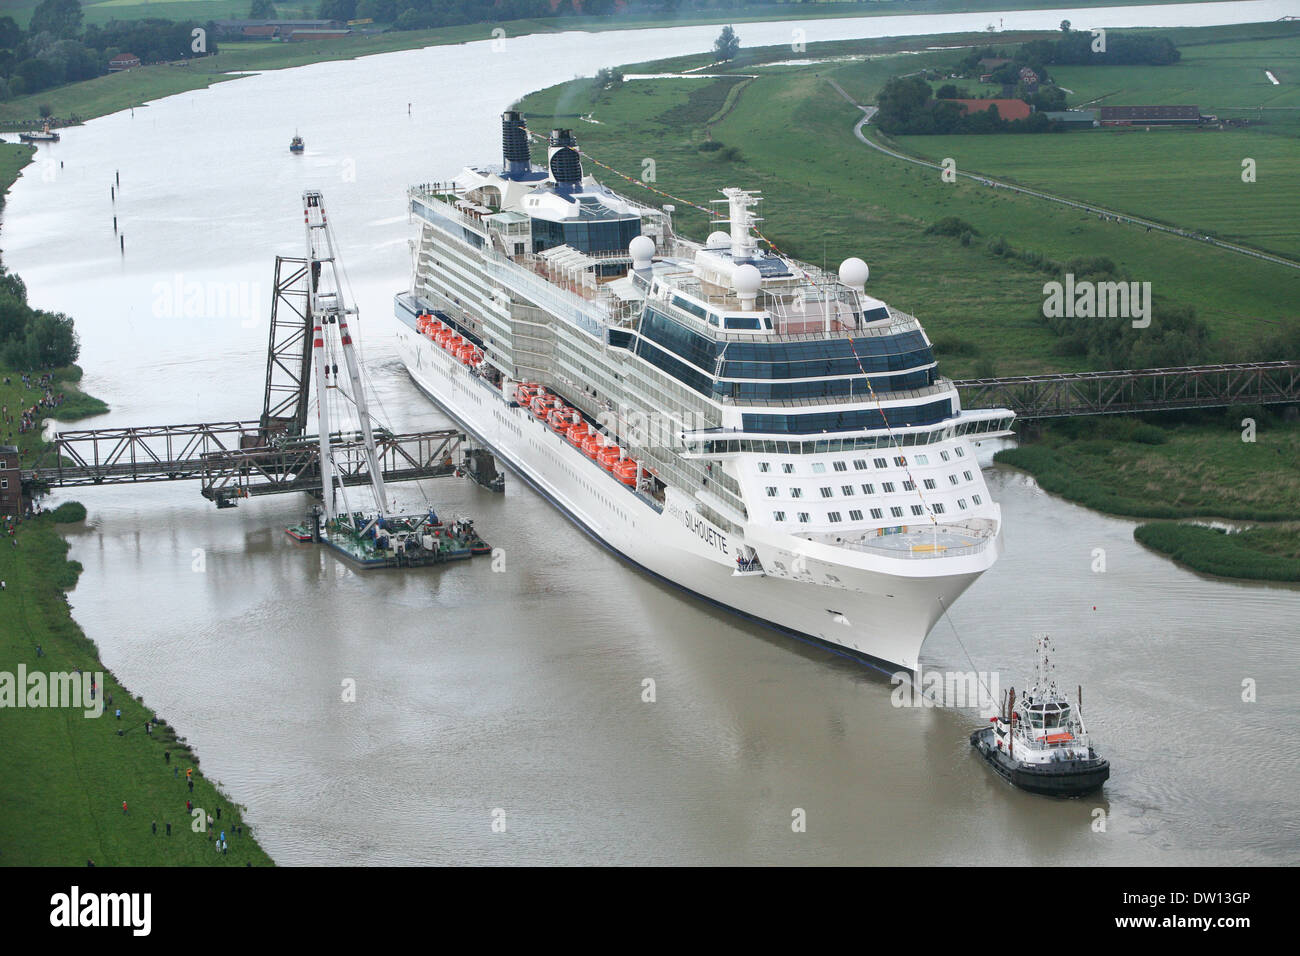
803, 521, 997, 559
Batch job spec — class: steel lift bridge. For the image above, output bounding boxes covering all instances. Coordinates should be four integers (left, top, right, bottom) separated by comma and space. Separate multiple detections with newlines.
23, 191, 488, 511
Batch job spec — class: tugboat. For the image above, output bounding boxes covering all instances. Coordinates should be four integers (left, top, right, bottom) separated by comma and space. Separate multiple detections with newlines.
970, 634, 1110, 797
19, 123, 60, 143
289, 133, 304, 153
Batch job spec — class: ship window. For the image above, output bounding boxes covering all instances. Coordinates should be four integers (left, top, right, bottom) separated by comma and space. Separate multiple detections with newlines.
955, 447, 965, 457
933, 503, 945, 514
782, 463, 795, 474
766, 486, 778, 497
861, 483, 874, 495
819, 487, 833, 498
924, 479, 936, 490
849, 510, 863, 521
828, 512, 842, 523
759, 462, 771, 472
798, 512, 810, 523
833, 461, 847, 472
890, 506, 903, 518
911, 505, 924, 516
882, 482, 895, 493
949, 475, 960, 485
915, 454, 929, 465
790, 488, 803, 498
973, 494, 983, 505
940, 451, 950, 461
853, 459, 868, 470
812, 463, 826, 473
871, 508, 883, 519
841, 485, 854, 496
873, 458, 887, 468
773, 511, 786, 522
903, 480, 914, 491
893, 456, 906, 466
958, 499, 967, 510
964, 470, 973, 481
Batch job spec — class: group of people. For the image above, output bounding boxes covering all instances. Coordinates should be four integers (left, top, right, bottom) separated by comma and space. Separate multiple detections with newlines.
5, 390, 65, 439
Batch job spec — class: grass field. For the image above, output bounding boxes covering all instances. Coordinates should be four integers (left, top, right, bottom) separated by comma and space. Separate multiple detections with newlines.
902, 34, 1300, 259
516, 23, 1300, 378
992, 413, 1300, 522
1132, 520, 1300, 581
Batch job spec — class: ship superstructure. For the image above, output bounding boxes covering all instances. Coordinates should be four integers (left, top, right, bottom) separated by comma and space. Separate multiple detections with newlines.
394, 111, 1014, 669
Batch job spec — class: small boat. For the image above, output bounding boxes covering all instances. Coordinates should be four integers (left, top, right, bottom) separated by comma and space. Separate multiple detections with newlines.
970, 634, 1110, 797
19, 123, 60, 143
290, 134, 304, 153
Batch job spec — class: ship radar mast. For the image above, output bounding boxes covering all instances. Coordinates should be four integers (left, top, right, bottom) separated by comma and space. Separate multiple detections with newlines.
304, 189, 390, 522
713, 187, 764, 261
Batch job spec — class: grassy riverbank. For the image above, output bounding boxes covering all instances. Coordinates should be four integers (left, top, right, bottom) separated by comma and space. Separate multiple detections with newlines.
0, 0, 1228, 129
993, 412, 1300, 581
0, 367, 273, 865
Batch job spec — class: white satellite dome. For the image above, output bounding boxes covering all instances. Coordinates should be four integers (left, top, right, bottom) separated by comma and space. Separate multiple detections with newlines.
838, 257, 870, 291
706, 230, 732, 249
628, 235, 655, 269
733, 263, 762, 297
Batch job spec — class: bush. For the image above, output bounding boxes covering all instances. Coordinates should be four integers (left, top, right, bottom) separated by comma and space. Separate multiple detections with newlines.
49, 501, 87, 523
1130, 424, 1168, 445
931, 336, 979, 357
697, 140, 724, 152
1134, 523, 1300, 582
924, 216, 979, 238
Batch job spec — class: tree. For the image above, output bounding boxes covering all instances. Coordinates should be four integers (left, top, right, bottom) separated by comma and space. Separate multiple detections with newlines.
249, 0, 276, 18
29, 0, 83, 40
39, 103, 52, 118
713, 24, 739, 61
0, 16, 22, 50
935, 84, 959, 99
1060, 20, 1071, 32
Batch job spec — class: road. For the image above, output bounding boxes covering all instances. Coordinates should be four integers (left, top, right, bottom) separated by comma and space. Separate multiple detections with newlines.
826, 79, 1300, 272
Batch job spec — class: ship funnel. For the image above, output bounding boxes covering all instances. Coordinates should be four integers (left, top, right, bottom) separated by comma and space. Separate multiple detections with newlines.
501, 110, 532, 179
548, 128, 583, 193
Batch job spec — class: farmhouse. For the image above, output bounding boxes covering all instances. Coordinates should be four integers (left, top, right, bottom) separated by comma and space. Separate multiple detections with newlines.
1098, 105, 1202, 126
108, 53, 141, 71
951, 98, 1033, 121
0, 446, 23, 515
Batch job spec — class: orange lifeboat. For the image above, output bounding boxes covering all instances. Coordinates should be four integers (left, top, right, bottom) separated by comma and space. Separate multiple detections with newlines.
529, 395, 552, 418
565, 421, 589, 444
416, 313, 431, 334
581, 434, 603, 459
547, 407, 572, 433
434, 328, 453, 348
597, 445, 622, 472
615, 458, 639, 487
455, 344, 474, 364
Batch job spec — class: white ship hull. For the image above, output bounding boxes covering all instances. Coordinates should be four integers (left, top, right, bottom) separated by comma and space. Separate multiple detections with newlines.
396, 320, 998, 670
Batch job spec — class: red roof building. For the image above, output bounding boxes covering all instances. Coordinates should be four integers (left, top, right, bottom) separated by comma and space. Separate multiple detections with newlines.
952, 98, 1033, 121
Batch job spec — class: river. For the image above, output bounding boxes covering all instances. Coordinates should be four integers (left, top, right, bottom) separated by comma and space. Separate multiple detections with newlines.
3, 1, 1297, 865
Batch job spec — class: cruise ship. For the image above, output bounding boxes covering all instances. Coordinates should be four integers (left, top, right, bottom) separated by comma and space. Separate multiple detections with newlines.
394, 111, 1014, 670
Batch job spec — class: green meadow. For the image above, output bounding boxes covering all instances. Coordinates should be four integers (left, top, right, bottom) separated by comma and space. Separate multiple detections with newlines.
902, 34, 1300, 259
